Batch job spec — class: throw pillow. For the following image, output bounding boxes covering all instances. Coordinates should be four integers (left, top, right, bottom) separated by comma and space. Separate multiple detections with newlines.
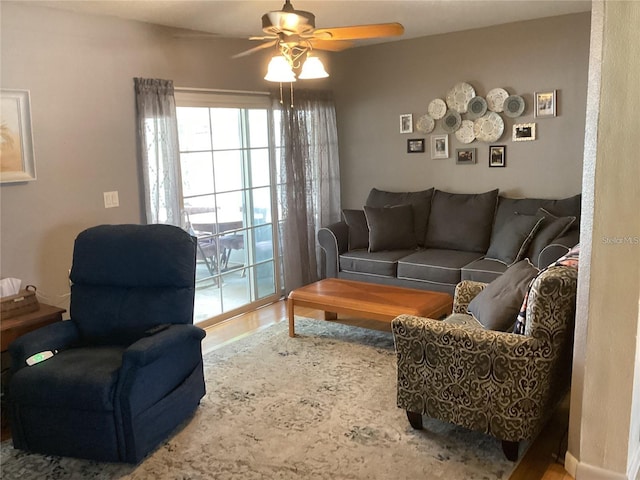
365, 188, 434, 247
364, 204, 417, 252
485, 213, 545, 266
342, 209, 369, 250
424, 189, 499, 253
467, 259, 539, 332
527, 208, 576, 266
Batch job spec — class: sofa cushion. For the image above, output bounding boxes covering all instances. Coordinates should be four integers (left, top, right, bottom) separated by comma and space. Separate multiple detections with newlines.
364, 204, 417, 252
365, 188, 434, 246
467, 259, 539, 332
527, 208, 576, 267
461, 258, 508, 283
492, 194, 581, 241
339, 249, 416, 277
397, 249, 485, 286
485, 213, 544, 266
539, 194, 581, 228
424, 189, 499, 253
342, 209, 369, 250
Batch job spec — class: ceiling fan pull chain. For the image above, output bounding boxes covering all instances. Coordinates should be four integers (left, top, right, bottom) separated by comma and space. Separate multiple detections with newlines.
290, 82, 294, 108
279, 82, 284, 105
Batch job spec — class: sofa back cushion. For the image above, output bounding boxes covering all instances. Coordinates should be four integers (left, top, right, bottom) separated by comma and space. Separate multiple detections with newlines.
492, 194, 581, 239
342, 209, 369, 250
424, 189, 499, 253
365, 188, 433, 246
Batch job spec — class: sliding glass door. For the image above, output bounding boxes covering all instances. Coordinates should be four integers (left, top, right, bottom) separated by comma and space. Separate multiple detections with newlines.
176, 92, 281, 325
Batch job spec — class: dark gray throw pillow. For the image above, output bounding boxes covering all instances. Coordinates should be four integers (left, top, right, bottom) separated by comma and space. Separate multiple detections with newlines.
364, 204, 417, 252
365, 188, 434, 247
468, 259, 539, 332
485, 213, 545, 266
342, 209, 369, 250
527, 208, 576, 266
424, 189, 499, 252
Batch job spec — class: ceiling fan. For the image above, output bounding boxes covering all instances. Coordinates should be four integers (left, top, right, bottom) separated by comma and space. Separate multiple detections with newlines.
234, 0, 404, 81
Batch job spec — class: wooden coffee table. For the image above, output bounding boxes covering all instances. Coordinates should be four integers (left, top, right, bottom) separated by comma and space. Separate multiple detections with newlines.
287, 278, 453, 337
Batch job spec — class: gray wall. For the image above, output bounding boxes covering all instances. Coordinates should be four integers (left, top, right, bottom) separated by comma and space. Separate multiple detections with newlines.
0, 3, 589, 312
332, 13, 591, 208
0, 2, 305, 310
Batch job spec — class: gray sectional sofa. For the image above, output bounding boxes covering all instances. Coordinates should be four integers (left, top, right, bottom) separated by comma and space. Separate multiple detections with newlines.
318, 188, 580, 295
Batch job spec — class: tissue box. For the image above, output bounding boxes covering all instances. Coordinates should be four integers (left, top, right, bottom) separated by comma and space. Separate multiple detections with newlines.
1, 285, 39, 320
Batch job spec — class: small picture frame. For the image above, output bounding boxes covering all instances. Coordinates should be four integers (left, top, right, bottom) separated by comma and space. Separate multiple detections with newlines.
407, 138, 425, 153
534, 90, 557, 118
456, 148, 476, 165
513, 123, 536, 142
489, 145, 506, 167
400, 113, 413, 134
430, 134, 449, 159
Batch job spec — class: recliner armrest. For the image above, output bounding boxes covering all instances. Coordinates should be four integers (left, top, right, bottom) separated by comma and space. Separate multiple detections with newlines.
9, 320, 81, 374
118, 323, 206, 418
123, 324, 206, 367
318, 221, 349, 278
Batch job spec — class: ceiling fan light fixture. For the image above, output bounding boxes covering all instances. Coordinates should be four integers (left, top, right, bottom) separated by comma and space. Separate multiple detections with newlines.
264, 55, 297, 83
298, 55, 329, 79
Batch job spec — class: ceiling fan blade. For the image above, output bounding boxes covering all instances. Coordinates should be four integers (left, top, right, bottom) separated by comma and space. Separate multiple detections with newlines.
308, 39, 354, 52
249, 35, 278, 41
313, 23, 404, 41
232, 40, 277, 58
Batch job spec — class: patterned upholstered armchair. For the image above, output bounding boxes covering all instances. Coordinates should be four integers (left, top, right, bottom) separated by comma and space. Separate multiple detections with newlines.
392, 265, 578, 460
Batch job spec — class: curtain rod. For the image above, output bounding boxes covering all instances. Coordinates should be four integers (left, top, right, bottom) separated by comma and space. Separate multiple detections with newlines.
175, 87, 270, 96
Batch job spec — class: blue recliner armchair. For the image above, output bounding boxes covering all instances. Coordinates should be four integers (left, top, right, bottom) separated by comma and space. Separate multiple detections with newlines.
8, 224, 206, 463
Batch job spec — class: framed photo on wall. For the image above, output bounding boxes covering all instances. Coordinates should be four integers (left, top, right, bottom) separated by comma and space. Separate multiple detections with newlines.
430, 134, 449, 159
489, 145, 506, 167
534, 90, 557, 118
456, 148, 476, 165
400, 113, 413, 133
1, 89, 36, 183
407, 138, 425, 153
513, 123, 536, 142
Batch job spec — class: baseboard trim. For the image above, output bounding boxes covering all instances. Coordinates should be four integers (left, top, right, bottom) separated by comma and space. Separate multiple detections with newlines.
565, 451, 579, 477
627, 444, 640, 480
565, 450, 629, 480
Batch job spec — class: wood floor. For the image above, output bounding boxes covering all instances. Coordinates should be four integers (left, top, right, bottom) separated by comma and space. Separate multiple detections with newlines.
204, 299, 574, 480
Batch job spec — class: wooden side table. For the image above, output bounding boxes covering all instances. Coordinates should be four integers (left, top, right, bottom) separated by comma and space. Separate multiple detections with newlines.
1, 303, 66, 439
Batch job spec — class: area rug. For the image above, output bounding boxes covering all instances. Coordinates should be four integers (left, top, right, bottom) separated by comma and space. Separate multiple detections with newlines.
1, 318, 516, 479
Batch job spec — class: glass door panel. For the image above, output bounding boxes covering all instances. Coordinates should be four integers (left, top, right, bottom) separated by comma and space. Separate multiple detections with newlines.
177, 103, 280, 325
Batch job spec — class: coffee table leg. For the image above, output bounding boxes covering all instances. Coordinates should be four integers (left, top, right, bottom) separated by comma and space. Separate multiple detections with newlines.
324, 311, 337, 320
288, 299, 295, 337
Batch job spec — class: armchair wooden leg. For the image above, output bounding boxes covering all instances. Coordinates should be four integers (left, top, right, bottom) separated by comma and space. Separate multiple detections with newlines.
406, 411, 423, 430
501, 440, 519, 461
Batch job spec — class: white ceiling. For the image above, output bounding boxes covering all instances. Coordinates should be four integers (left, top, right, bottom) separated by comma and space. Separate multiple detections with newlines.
30, 0, 591, 46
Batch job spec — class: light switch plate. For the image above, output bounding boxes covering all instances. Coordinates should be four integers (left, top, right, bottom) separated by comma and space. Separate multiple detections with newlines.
104, 191, 119, 208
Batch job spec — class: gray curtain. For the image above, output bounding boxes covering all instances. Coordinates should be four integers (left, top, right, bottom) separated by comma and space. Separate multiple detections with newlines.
134, 78, 182, 225
274, 90, 341, 292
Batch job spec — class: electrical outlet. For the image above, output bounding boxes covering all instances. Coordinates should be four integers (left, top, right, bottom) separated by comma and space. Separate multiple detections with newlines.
103, 191, 119, 208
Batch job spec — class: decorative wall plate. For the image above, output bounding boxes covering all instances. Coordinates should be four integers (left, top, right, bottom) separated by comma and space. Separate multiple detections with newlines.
441, 109, 462, 133
486, 88, 509, 112
427, 99, 447, 120
466, 96, 488, 119
455, 120, 476, 144
445, 82, 475, 113
473, 112, 504, 142
415, 114, 435, 133
503, 95, 526, 118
